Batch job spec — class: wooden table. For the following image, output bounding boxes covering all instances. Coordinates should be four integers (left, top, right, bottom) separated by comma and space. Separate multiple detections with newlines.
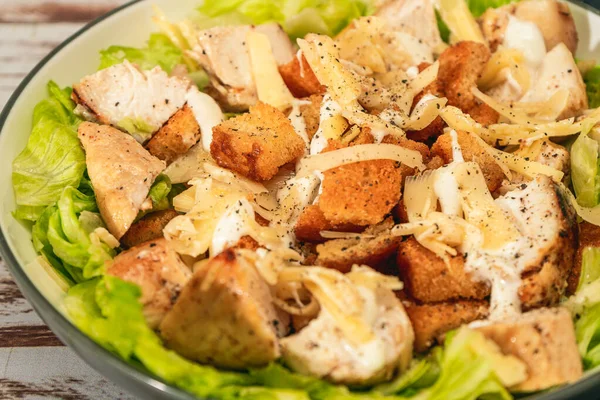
1, 2, 139, 398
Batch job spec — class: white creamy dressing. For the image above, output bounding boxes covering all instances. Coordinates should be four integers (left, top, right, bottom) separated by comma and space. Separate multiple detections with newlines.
310, 95, 344, 155
185, 86, 225, 152
274, 173, 321, 225
211, 198, 254, 255
297, 49, 305, 78
288, 99, 312, 148
434, 130, 464, 217
503, 16, 546, 69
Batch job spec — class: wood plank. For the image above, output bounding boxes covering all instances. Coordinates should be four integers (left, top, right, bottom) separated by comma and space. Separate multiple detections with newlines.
0, 326, 64, 348
0, 347, 137, 399
1, 1, 125, 23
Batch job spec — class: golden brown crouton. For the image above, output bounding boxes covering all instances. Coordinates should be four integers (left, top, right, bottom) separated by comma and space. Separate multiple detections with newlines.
145, 105, 201, 165
107, 238, 191, 329
121, 209, 179, 249
294, 205, 363, 243
404, 299, 489, 352
569, 222, 599, 294
397, 237, 490, 302
319, 159, 403, 226
279, 54, 325, 98
316, 234, 400, 273
431, 130, 505, 193
477, 307, 583, 392
210, 102, 305, 181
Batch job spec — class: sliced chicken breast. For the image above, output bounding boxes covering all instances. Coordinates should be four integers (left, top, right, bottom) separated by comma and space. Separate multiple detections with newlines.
188, 23, 295, 112
78, 122, 166, 239
521, 43, 587, 119
375, 0, 444, 51
476, 307, 583, 391
73, 61, 191, 142
159, 249, 286, 369
107, 238, 191, 329
280, 284, 414, 386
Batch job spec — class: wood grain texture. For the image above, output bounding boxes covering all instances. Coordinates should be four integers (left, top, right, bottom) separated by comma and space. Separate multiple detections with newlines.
2, 0, 123, 23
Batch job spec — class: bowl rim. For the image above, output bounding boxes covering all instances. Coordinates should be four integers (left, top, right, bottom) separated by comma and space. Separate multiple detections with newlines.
1, 0, 600, 399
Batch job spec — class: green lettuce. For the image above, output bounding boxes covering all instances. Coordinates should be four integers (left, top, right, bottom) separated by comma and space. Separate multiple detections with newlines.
99, 33, 184, 73
584, 66, 600, 109
571, 125, 600, 207
33, 186, 115, 282
12, 81, 86, 222
195, 0, 375, 39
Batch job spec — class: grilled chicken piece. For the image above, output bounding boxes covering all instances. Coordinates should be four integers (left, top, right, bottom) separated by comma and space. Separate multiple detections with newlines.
188, 23, 295, 112
281, 284, 414, 386
159, 249, 285, 369
120, 209, 179, 249
375, 0, 444, 51
404, 299, 490, 352
477, 307, 583, 391
78, 122, 166, 239
479, 0, 578, 55
521, 43, 587, 119
73, 61, 191, 143
107, 238, 191, 329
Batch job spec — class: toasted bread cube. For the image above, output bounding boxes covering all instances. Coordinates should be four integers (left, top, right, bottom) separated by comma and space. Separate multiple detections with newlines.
145, 105, 201, 165
316, 234, 400, 273
294, 205, 363, 243
279, 54, 325, 98
397, 237, 490, 302
404, 299, 489, 352
476, 307, 582, 391
431, 130, 505, 193
121, 209, 179, 249
210, 102, 305, 181
319, 159, 403, 226
107, 238, 191, 329
160, 249, 286, 369
569, 222, 600, 294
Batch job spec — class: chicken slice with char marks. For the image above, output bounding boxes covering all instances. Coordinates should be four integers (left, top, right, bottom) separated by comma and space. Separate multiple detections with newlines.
78, 122, 166, 239
107, 238, 191, 329
73, 61, 191, 143
159, 249, 286, 369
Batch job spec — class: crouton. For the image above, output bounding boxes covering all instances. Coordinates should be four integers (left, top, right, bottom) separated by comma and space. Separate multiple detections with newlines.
279, 53, 325, 98
107, 238, 191, 329
397, 237, 491, 302
319, 159, 403, 226
477, 307, 583, 391
121, 209, 179, 249
431, 130, 505, 193
294, 205, 363, 243
381, 134, 432, 181
316, 234, 400, 273
299, 94, 323, 141
210, 102, 305, 181
404, 299, 489, 352
568, 222, 599, 294
145, 105, 201, 165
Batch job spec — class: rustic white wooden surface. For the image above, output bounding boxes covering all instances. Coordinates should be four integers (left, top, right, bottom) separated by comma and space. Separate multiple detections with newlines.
0, 2, 139, 398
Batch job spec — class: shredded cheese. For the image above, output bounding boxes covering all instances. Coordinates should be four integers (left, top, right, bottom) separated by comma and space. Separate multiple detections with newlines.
478, 47, 530, 92
436, 0, 486, 45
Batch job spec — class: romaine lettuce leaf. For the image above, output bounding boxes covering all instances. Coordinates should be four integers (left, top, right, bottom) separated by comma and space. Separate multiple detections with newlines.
584, 66, 600, 109
196, 0, 374, 39
571, 125, 600, 207
33, 186, 115, 282
12, 81, 86, 222
99, 33, 184, 73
